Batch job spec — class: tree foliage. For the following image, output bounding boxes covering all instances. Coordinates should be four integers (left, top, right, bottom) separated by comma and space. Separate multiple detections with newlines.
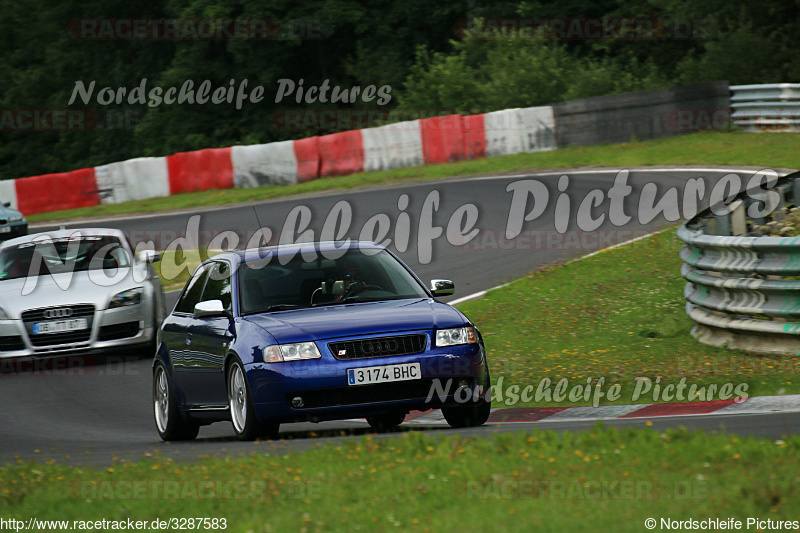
0, 0, 797, 179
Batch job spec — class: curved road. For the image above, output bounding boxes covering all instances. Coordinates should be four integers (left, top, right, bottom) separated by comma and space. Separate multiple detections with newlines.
2, 167, 796, 465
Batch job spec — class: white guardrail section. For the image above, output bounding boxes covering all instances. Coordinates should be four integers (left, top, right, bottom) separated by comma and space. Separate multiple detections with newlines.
730, 83, 800, 132
95, 157, 171, 203
677, 172, 800, 355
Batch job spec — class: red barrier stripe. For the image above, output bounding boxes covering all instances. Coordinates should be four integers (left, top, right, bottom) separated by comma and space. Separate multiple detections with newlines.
15, 167, 99, 215
167, 147, 234, 195
420, 114, 466, 164
293, 136, 320, 183
487, 407, 569, 423
620, 399, 737, 418
462, 114, 486, 160
404, 410, 434, 422
318, 130, 364, 177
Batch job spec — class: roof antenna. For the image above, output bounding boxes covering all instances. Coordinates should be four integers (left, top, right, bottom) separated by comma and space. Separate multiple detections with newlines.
251, 206, 267, 250
252, 205, 264, 230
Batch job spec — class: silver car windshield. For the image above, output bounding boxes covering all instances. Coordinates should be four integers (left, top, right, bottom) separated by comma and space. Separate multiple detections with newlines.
0, 236, 130, 281
238, 249, 429, 315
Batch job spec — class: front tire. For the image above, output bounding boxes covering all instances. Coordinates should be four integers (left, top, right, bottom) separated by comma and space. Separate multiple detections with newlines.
153, 363, 199, 441
441, 374, 492, 428
228, 360, 279, 441
366, 412, 406, 431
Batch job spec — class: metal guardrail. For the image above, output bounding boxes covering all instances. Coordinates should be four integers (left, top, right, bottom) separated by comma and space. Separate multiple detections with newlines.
730, 83, 800, 132
678, 170, 800, 354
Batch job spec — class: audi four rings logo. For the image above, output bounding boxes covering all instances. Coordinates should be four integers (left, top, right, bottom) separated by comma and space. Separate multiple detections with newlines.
361, 340, 398, 354
43, 308, 73, 319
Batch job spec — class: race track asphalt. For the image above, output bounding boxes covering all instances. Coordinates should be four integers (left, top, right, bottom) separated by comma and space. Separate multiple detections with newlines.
3, 167, 793, 466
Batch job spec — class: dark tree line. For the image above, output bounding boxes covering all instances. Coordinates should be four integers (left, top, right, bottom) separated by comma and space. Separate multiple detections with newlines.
0, 0, 797, 179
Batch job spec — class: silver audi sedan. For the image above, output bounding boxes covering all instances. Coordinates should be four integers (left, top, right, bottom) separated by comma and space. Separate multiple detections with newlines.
0, 228, 166, 358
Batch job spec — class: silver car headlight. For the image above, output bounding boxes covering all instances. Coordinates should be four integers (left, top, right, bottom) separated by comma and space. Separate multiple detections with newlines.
8, 216, 23, 223
263, 342, 321, 363
108, 288, 143, 309
435, 326, 477, 347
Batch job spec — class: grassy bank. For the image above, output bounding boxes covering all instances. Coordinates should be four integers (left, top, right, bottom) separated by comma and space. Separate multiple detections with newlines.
154, 247, 214, 291
457, 229, 800, 405
2, 427, 798, 531
28, 131, 800, 224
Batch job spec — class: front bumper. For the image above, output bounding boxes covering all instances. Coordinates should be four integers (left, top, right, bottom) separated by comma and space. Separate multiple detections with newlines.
0, 302, 154, 358
246, 340, 488, 424
0, 222, 27, 241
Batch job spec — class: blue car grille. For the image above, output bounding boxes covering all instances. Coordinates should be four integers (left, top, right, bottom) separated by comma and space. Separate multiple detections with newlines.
329, 334, 427, 360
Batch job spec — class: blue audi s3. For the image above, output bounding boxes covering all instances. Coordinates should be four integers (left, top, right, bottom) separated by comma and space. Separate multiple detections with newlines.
153, 241, 491, 441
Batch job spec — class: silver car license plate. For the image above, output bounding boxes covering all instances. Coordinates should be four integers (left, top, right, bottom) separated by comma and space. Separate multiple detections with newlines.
33, 318, 88, 335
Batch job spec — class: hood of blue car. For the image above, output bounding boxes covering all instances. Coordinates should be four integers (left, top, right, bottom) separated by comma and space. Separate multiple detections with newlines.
242, 298, 467, 343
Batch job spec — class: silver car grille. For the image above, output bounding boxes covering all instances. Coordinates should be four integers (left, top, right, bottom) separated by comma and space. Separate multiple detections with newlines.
21, 304, 95, 347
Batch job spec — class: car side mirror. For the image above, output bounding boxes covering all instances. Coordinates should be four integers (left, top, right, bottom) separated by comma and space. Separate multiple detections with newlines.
2, 202, 9, 207
194, 300, 230, 319
430, 279, 455, 297
138, 250, 161, 263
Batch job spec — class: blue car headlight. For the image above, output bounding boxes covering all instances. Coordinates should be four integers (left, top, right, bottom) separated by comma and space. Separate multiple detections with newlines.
108, 288, 142, 309
264, 342, 321, 363
435, 326, 477, 347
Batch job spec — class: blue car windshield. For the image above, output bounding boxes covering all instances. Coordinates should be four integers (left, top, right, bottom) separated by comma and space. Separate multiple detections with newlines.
238, 249, 429, 314
0, 236, 130, 281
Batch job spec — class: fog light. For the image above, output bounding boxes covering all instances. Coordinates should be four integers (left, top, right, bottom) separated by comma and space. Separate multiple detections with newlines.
291, 396, 304, 408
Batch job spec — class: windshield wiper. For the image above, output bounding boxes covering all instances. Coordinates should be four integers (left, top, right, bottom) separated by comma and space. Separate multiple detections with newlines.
313, 296, 403, 307
262, 304, 309, 312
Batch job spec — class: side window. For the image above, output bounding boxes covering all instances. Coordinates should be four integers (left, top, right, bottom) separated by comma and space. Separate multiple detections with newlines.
174, 264, 210, 314
201, 261, 232, 311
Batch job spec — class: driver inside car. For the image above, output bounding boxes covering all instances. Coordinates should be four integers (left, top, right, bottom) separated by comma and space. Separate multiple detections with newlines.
336, 268, 368, 300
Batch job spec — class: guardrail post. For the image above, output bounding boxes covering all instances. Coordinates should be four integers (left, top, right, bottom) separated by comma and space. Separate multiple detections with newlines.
714, 212, 731, 236
731, 201, 747, 236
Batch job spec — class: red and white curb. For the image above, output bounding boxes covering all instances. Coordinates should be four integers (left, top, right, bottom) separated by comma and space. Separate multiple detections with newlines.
397, 394, 800, 425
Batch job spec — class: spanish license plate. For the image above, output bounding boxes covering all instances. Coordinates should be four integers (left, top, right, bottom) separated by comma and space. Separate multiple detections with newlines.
347, 362, 421, 386
32, 318, 88, 335
0, 227, 10, 233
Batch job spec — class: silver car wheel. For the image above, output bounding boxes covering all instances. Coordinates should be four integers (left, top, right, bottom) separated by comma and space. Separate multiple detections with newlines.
229, 363, 248, 433
154, 366, 169, 433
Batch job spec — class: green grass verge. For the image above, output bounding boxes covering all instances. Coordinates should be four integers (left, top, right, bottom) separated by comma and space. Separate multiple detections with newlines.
456, 228, 800, 406
2, 427, 798, 531
27, 131, 800, 224
154, 248, 217, 292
